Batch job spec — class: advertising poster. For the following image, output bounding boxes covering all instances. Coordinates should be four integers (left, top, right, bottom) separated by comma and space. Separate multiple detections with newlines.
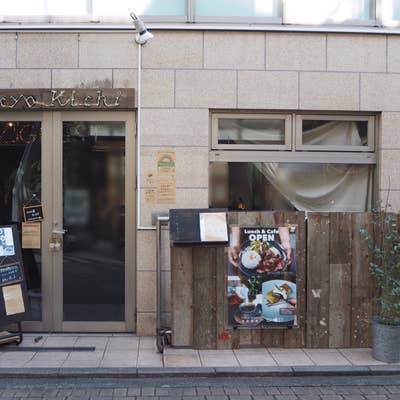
227, 226, 297, 328
0, 227, 15, 257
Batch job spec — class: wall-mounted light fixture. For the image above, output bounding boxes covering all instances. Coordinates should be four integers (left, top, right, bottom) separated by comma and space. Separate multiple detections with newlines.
130, 12, 154, 45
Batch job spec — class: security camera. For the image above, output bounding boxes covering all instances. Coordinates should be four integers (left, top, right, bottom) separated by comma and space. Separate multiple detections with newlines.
130, 12, 154, 45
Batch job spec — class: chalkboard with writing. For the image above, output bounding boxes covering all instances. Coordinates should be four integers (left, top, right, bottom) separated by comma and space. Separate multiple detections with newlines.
23, 205, 44, 222
0, 263, 22, 286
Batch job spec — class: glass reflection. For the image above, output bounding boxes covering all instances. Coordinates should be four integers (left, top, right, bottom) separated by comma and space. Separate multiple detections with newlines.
63, 121, 125, 321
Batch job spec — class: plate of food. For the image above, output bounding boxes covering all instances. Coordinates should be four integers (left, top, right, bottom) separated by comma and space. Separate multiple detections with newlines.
239, 240, 287, 277
261, 279, 296, 323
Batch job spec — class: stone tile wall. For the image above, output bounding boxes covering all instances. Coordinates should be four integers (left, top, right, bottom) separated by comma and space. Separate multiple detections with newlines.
1, 30, 399, 335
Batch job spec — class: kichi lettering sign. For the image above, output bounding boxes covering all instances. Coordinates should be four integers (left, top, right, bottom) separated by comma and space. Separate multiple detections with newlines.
0, 89, 135, 111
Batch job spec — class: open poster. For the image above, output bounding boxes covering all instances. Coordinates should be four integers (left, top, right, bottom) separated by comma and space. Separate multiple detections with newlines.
227, 226, 297, 328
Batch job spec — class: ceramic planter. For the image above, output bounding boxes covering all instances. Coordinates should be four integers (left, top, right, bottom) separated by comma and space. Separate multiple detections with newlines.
372, 318, 400, 363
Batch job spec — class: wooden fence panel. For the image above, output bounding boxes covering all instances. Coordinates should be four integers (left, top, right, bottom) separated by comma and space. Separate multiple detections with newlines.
171, 246, 193, 347
329, 213, 352, 348
282, 211, 306, 348
351, 213, 374, 347
307, 213, 331, 348
193, 247, 218, 349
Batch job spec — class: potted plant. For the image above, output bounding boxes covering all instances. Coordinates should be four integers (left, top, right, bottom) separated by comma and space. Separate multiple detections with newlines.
360, 211, 400, 362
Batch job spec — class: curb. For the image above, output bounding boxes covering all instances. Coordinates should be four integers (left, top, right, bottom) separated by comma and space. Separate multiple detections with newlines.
0, 365, 399, 379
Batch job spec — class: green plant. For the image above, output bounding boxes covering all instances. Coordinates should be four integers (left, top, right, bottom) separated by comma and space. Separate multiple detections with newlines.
246, 276, 261, 297
360, 211, 400, 326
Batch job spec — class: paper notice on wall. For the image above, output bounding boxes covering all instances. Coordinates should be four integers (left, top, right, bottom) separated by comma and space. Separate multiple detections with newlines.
144, 170, 156, 187
156, 179, 176, 204
3, 284, 25, 316
22, 222, 41, 249
157, 149, 176, 178
144, 189, 157, 204
199, 212, 228, 242
0, 227, 15, 256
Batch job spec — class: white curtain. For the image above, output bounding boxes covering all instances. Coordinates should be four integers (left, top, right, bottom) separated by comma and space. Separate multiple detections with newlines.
255, 162, 371, 212
302, 121, 364, 146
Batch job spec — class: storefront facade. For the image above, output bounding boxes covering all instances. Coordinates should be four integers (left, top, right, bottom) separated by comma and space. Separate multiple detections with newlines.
1, 8, 400, 334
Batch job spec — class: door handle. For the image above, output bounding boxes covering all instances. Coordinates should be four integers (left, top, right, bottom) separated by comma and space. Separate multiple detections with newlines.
52, 229, 67, 235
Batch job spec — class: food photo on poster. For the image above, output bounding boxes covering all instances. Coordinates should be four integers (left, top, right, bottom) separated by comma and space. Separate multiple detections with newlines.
227, 226, 297, 328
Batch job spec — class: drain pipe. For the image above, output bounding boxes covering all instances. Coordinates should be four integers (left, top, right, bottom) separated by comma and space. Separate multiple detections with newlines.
130, 13, 155, 231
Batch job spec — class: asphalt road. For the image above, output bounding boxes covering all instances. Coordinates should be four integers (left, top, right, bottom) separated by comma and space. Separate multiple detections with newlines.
0, 375, 399, 399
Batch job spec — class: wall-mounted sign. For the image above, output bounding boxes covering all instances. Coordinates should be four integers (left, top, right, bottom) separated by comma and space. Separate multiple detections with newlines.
22, 223, 41, 249
2, 284, 25, 316
23, 205, 44, 223
156, 149, 176, 204
0, 227, 15, 257
199, 212, 228, 242
0, 89, 135, 111
227, 226, 297, 329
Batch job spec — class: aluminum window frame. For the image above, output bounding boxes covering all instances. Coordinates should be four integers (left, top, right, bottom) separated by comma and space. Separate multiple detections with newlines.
211, 113, 292, 151
210, 112, 377, 165
295, 114, 375, 152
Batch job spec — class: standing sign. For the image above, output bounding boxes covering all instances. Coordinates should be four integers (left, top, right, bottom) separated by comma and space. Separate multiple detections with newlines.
0, 225, 28, 338
227, 226, 297, 328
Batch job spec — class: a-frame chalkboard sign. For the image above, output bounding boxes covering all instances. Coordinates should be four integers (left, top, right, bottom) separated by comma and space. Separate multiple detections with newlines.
0, 225, 29, 345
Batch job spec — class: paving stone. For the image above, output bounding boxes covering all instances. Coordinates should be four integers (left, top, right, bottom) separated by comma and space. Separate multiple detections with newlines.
279, 387, 295, 395
297, 396, 321, 400
182, 388, 197, 396
292, 387, 321, 395
205, 396, 227, 400
342, 395, 365, 400
252, 397, 275, 400
182, 396, 205, 400
57, 390, 73, 397
99, 390, 114, 398
236, 387, 252, 395
388, 396, 400, 400
135, 397, 159, 400
274, 396, 298, 400
196, 388, 211, 396
365, 396, 390, 400
228, 396, 252, 400
209, 388, 225, 395
388, 388, 400, 394
250, 387, 266, 395
127, 388, 141, 396
140, 387, 156, 396
320, 396, 346, 400
222, 387, 239, 395
264, 387, 281, 395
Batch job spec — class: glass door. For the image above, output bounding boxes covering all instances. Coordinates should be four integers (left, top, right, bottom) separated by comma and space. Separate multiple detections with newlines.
0, 112, 54, 331
52, 112, 135, 332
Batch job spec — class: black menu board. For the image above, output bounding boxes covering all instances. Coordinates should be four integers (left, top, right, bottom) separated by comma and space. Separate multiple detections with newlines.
23, 205, 44, 222
169, 208, 227, 244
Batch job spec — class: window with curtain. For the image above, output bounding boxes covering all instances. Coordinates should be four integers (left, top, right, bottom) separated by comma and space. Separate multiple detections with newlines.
209, 113, 376, 213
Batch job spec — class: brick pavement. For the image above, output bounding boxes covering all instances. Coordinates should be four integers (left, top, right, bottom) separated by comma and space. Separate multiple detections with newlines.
0, 378, 399, 400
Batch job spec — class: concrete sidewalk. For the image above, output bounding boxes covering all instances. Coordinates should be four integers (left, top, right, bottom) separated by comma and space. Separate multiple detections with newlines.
0, 334, 399, 377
